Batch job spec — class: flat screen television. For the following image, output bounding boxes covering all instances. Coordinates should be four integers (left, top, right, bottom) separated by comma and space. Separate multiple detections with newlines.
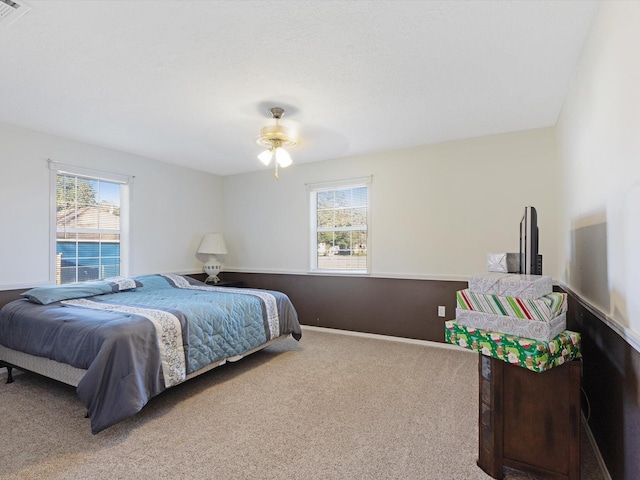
519, 206, 542, 275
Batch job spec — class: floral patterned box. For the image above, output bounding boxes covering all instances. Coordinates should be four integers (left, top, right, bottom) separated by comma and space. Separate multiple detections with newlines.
468, 272, 553, 300
444, 320, 581, 373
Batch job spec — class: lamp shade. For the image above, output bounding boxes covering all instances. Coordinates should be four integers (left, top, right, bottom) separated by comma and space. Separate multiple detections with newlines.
274, 147, 292, 167
258, 148, 274, 165
198, 233, 228, 255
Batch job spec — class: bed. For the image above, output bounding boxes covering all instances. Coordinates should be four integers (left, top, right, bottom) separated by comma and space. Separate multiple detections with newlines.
0, 273, 302, 433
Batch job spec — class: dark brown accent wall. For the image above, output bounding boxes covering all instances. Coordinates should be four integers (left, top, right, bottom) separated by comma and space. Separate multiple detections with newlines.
212, 272, 467, 343
0, 289, 25, 309
562, 287, 640, 480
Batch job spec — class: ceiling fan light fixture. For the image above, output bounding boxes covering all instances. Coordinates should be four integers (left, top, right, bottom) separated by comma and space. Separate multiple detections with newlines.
257, 148, 273, 165
256, 107, 297, 178
258, 125, 296, 148
274, 146, 292, 167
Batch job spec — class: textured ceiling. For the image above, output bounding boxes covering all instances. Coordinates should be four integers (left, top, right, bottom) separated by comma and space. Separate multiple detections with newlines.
0, 1, 600, 176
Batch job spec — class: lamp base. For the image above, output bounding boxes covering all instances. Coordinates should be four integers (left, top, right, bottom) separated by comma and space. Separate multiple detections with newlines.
203, 256, 223, 284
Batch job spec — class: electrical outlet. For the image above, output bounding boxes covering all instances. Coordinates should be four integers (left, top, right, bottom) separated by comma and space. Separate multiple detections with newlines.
438, 306, 446, 317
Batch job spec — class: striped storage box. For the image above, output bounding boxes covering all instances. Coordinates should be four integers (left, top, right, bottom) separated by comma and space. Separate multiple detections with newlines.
444, 320, 581, 373
456, 308, 566, 342
456, 289, 567, 322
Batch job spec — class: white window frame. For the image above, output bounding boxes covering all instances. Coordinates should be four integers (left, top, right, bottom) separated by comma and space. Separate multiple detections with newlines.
307, 176, 372, 275
49, 160, 133, 284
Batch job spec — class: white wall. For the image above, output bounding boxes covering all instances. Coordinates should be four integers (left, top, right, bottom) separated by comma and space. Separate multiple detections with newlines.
557, 1, 640, 340
0, 122, 224, 288
223, 127, 560, 281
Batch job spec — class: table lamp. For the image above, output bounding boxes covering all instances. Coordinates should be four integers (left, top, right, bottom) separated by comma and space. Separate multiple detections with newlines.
197, 233, 228, 284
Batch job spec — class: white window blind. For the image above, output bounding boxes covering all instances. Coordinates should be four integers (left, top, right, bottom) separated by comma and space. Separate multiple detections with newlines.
308, 176, 371, 274
50, 161, 131, 284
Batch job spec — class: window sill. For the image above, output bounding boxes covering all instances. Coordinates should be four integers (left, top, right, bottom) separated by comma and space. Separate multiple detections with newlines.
308, 269, 370, 276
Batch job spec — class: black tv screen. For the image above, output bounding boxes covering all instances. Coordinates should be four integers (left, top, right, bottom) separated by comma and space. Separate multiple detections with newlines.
520, 206, 542, 275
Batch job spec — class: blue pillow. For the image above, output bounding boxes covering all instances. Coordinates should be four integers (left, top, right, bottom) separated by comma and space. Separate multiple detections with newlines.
22, 282, 115, 305
22, 277, 142, 305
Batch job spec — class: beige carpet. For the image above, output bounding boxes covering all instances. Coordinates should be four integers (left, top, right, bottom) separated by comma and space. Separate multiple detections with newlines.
0, 327, 605, 480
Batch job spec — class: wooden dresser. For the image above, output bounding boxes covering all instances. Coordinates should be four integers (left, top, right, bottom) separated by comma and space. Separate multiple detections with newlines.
477, 355, 581, 479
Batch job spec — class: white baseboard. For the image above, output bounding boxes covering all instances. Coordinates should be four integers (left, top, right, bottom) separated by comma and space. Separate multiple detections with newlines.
301, 325, 475, 352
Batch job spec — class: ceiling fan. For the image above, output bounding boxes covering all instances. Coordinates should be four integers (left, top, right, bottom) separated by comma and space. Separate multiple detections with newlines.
256, 107, 297, 179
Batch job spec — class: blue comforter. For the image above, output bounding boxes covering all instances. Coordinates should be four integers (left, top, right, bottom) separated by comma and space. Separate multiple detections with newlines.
0, 274, 301, 433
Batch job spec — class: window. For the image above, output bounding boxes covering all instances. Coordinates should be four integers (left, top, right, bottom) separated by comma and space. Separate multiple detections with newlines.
309, 176, 371, 273
50, 161, 131, 284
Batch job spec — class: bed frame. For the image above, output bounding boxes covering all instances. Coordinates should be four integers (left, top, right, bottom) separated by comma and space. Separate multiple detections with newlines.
0, 334, 290, 388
